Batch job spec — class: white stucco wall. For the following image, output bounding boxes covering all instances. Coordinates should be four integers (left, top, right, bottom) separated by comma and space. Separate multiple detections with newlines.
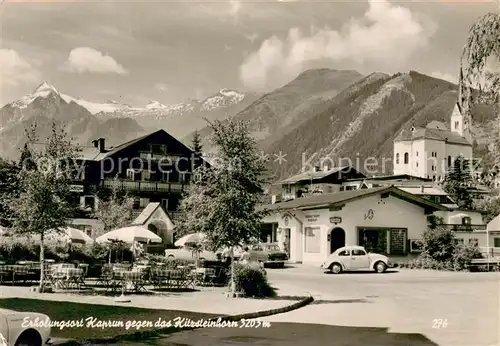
146, 207, 175, 245
434, 210, 484, 225
454, 231, 500, 250
393, 141, 414, 176
394, 137, 472, 181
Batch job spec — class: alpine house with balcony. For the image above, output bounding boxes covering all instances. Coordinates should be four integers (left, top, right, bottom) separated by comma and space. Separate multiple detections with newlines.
70, 130, 208, 233
272, 165, 367, 203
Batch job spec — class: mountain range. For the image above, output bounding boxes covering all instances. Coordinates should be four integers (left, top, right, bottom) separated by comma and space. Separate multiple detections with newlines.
0, 82, 259, 160
0, 70, 496, 182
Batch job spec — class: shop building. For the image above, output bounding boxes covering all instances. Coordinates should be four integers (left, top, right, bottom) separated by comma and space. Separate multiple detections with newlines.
259, 186, 447, 264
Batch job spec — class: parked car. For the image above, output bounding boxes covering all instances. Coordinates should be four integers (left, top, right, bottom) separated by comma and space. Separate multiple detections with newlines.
0, 308, 51, 346
165, 245, 218, 261
320, 246, 395, 274
249, 243, 288, 268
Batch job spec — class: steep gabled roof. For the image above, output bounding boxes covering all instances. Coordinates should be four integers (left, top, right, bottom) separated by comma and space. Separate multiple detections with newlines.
345, 174, 432, 182
79, 129, 203, 163
487, 214, 500, 231
395, 125, 471, 146
258, 186, 448, 212
279, 166, 366, 185
132, 202, 162, 225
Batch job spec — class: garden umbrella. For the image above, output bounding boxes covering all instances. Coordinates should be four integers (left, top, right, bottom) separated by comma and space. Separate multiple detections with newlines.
96, 226, 162, 244
174, 233, 205, 247
44, 227, 94, 244
25, 227, 93, 245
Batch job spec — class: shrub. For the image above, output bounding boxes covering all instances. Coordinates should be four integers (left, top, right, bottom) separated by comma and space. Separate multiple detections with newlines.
421, 227, 456, 262
452, 243, 483, 271
233, 262, 275, 298
143, 254, 194, 269
408, 254, 453, 271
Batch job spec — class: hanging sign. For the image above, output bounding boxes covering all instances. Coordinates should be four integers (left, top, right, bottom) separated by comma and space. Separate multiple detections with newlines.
330, 217, 342, 224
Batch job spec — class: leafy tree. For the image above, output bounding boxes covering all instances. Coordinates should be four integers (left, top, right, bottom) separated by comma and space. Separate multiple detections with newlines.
92, 176, 134, 238
475, 193, 500, 224
443, 156, 474, 209
427, 215, 444, 230
179, 118, 269, 293
462, 12, 500, 193
462, 12, 499, 107
0, 157, 20, 227
19, 142, 36, 171
7, 122, 80, 292
192, 130, 203, 156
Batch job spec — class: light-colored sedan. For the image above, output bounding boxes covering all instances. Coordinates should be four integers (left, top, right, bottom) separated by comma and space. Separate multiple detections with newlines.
165, 246, 218, 261
320, 246, 395, 274
0, 308, 51, 346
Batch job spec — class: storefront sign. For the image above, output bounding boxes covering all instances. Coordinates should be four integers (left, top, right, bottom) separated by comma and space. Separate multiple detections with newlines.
364, 209, 375, 220
69, 184, 84, 193
305, 214, 320, 223
329, 217, 342, 224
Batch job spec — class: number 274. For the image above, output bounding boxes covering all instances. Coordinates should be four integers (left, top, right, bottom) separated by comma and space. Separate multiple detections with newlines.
432, 319, 448, 328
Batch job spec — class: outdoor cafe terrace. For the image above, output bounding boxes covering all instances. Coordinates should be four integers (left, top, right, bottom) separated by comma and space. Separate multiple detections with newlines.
0, 260, 227, 293
0, 225, 230, 294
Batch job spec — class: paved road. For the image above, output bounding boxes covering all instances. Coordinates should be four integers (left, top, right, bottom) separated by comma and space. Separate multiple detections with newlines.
264, 265, 500, 346
120, 266, 498, 346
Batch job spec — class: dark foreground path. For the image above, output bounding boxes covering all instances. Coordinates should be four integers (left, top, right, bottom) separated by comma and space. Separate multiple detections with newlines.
121, 322, 438, 346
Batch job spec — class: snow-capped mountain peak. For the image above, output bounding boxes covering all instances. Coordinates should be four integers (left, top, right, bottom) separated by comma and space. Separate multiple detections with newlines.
219, 88, 244, 98
33, 81, 59, 96
9, 81, 60, 109
145, 100, 168, 110
201, 88, 245, 111
4, 82, 249, 120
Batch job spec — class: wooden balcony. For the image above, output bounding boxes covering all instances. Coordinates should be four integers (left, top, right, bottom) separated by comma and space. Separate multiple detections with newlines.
441, 224, 487, 232
101, 179, 185, 193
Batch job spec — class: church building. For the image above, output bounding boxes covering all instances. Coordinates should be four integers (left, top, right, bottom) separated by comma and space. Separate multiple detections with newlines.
393, 69, 473, 181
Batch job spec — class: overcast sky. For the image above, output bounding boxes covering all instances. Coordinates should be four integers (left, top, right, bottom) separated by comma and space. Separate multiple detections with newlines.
0, 0, 497, 107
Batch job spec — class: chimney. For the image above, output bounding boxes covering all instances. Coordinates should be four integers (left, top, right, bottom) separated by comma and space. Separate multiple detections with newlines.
271, 195, 276, 204
323, 164, 330, 172
420, 185, 424, 193
98, 138, 106, 153
92, 139, 99, 148
314, 165, 321, 172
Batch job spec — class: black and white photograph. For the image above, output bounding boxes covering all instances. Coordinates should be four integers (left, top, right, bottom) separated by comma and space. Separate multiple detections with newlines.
0, 0, 499, 345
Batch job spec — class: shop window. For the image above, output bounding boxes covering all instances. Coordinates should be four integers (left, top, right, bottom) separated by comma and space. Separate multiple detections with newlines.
305, 227, 321, 253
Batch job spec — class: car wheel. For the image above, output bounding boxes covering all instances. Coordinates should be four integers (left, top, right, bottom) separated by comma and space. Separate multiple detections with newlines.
374, 261, 387, 273
15, 330, 42, 346
330, 263, 342, 274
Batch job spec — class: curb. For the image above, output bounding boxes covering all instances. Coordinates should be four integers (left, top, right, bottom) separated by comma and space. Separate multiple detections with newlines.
50, 295, 314, 345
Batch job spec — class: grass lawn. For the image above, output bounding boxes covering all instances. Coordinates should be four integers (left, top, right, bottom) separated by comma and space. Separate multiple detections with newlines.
0, 298, 217, 341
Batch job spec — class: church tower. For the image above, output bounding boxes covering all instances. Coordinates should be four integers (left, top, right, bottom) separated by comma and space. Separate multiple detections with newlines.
450, 66, 473, 143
